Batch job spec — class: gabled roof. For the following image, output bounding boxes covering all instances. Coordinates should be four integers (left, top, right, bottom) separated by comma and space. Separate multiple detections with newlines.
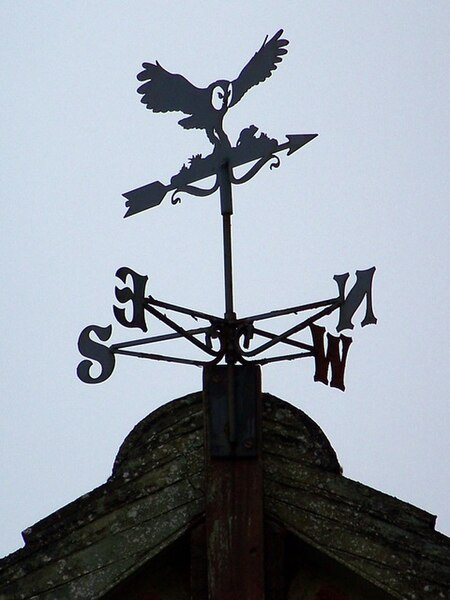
0, 392, 449, 599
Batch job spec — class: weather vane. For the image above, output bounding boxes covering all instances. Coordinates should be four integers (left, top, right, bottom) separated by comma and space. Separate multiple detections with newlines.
77, 30, 377, 447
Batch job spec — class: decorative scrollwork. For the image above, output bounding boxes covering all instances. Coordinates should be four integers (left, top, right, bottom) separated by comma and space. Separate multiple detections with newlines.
229, 153, 278, 186
269, 154, 281, 170
205, 324, 221, 350
171, 179, 220, 206
232, 322, 256, 359
171, 189, 183, 205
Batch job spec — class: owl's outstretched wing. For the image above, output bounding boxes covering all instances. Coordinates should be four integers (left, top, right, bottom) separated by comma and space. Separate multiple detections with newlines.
230, 30, 289, 108
137, 62, 204, 115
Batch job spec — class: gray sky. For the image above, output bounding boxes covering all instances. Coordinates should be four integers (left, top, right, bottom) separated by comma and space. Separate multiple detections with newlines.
1, 1, 449, 557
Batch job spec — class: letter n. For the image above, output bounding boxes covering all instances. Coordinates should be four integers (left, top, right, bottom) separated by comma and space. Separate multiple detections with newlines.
334, 267, 377, 332
310, 324, 352, 391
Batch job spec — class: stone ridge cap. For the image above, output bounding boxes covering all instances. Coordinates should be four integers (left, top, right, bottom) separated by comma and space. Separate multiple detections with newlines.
341, 474, 439, 530
111, 391, 342, 477
111, 391, 203, 476
0, 476, 111, 568
16, 450, 202, 555
262, 392, 342, 473
265, 451, 441, 536
333, 472, 440, 533
18, 476, 117, 550
111, 391, 343, 478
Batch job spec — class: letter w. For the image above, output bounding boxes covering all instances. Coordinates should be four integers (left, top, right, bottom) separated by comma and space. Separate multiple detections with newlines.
310, 324, 352, 391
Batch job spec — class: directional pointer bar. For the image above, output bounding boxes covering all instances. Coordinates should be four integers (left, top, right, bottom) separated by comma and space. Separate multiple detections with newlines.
123, 134, 317, 217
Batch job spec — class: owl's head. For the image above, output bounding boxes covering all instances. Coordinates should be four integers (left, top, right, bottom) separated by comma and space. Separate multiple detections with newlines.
210, 81, 232, 112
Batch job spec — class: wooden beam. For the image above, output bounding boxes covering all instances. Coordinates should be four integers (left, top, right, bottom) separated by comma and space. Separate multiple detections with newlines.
203, 365, 265, 599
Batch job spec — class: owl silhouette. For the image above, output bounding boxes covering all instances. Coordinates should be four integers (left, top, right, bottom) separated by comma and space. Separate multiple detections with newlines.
137, 30, 288, 149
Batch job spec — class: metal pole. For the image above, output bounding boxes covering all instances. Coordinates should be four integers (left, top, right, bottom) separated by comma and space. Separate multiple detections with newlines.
222, 214, 234, 319
218, 160, 237, 445
218, 161, 235, 321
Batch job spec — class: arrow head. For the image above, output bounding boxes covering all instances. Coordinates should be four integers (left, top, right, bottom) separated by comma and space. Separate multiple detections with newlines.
286, 134, 318, 155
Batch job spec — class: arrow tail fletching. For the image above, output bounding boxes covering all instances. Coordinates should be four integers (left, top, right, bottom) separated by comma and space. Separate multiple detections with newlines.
123, 181, 169, 217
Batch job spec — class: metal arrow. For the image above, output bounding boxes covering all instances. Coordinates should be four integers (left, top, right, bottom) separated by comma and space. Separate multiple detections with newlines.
123, 133, 317, 217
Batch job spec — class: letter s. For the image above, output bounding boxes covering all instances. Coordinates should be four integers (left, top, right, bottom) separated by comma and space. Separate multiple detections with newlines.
77, 324, 115, 384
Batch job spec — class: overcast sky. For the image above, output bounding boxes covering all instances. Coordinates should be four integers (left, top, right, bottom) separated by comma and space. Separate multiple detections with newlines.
1, 1, 449, 557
